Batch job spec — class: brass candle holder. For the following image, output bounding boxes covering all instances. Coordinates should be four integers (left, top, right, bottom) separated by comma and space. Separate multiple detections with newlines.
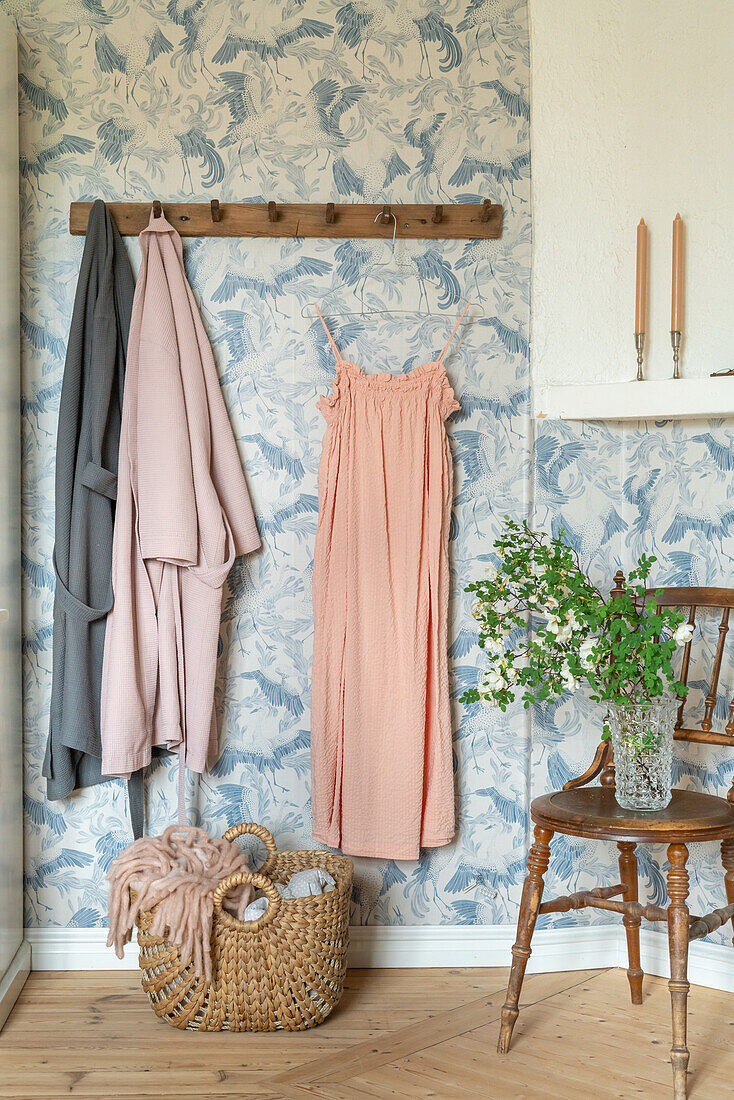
671, 330, 682, 379
635, 332, 645, 381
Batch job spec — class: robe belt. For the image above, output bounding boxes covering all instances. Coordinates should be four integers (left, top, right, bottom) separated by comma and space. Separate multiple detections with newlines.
52, 552, 113, 623
79, 460, 117, 500
53, 550, 146, 840
188, 511, 238, 590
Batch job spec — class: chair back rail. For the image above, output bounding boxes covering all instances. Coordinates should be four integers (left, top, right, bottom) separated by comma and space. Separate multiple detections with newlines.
562, 578, 734, 802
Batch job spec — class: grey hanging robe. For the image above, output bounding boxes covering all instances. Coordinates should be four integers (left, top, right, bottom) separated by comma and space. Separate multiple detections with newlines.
42, 199, 146, 830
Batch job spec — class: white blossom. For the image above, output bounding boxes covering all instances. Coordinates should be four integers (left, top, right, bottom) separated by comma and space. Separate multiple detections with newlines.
549, 608, 581, 644
560, 661, 578, 692
579, 637, 597, 668
673, 623, 694, 647
548, 614, 573, 644
484, 668, 508, 692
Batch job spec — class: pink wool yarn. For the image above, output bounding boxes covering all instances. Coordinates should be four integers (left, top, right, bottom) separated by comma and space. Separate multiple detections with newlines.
106, 825, 254, 979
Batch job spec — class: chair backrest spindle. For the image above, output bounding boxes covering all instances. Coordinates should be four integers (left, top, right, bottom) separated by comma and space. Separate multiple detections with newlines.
702, 607, 730, 731
676, 605, 696, 730
726, 696, 734, 737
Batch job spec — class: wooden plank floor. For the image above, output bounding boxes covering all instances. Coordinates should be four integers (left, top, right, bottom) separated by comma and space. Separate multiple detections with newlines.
2, 966, 734, 1098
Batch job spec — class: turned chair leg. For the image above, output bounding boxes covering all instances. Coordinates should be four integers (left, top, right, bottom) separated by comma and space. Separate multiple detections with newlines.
497, 825, 553, 1055
722, 839, 734, 946
618, 842, 643, 1004
667, 843, 690, 1100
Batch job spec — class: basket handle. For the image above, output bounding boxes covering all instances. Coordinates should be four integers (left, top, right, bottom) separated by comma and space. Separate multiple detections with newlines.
212, 871, 282, 932
223, 822, 278, 875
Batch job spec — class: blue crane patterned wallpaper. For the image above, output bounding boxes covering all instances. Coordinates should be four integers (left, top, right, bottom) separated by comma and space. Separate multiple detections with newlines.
18, 0, 533, 931
15, 0, 734, 946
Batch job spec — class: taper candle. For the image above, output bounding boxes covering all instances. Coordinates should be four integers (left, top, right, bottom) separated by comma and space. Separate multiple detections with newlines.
635, 218, 647, 334
671, 213, 684, 331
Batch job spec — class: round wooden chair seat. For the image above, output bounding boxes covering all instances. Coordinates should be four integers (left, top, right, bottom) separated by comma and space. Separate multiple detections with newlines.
531, 786, 734, 844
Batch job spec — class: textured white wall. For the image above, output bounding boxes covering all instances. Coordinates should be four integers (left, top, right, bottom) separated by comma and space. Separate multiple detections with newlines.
530, 0, 734, 385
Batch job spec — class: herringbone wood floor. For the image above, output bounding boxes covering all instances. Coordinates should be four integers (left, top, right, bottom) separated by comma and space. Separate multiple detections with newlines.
2, 966, 734, 1098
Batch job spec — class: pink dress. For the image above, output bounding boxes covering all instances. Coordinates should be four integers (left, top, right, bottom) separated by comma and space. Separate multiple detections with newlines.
310, 307, 464, 860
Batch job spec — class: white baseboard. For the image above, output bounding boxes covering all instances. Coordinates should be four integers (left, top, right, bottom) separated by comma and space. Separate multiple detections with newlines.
25, 924, 734, 992
347, 923, 618, 971
0, 940, 31, 1030
27, 927, 140, 970
638, 927, 734, 991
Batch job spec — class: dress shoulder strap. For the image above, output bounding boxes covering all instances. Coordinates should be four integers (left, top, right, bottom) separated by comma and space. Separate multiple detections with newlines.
313, 304, 342, 363
437, 303, 470, 363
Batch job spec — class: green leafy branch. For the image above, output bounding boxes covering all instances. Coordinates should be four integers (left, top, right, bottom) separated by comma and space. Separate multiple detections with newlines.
461, 519, 691, 719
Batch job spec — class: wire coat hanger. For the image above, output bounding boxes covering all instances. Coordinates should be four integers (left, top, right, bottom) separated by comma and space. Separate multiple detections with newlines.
301, 208, 481, 321
374, 208, 398, 254
301, 299, 480, 321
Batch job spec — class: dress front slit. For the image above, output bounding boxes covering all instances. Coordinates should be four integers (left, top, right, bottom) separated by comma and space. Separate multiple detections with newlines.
310, 308, 463, 860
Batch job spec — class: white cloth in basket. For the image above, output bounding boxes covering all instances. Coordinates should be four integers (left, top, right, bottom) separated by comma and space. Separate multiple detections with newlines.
243, 868, 336, 922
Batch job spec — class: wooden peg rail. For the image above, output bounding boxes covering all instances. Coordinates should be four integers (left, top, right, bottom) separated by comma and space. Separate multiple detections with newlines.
69, 200, 503, 240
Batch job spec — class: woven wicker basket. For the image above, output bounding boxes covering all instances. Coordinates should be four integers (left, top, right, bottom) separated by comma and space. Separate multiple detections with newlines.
134, 822, 354, 1031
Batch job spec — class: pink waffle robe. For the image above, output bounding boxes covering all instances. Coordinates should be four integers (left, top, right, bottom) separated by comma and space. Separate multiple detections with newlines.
101, 210, 260, 779
310, 307, 462, 860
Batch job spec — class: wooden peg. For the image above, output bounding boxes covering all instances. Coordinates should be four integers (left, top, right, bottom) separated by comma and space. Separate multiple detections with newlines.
432, 204, 443, 225
268, 201, 278, 223
381, 204, 391, 225
210, 198, 222, 223
152, 200, 162, 218
480, 199, 491, 223
325, 202, 335, 225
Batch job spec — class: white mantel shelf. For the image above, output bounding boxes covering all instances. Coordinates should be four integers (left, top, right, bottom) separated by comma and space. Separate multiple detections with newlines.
535, 377, 734, 422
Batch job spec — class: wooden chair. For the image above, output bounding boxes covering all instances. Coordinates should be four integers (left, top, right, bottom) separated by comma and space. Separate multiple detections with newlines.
497, 576, 734, 1100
